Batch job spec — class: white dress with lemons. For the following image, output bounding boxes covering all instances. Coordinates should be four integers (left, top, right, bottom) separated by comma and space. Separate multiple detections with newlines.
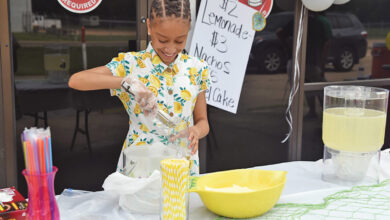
106, 42, 210, 177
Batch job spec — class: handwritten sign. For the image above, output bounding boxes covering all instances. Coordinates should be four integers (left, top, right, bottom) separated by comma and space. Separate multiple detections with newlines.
189, 0, 256, 114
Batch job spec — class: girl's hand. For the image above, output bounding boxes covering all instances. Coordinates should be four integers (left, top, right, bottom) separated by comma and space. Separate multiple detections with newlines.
169, 126, 201, 155
121, 76, 157, 116
187, 126, 201, 155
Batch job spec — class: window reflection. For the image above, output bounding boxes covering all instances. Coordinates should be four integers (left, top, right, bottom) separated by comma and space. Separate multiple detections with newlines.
10, 0, 136, 195
302, 0, 390, 161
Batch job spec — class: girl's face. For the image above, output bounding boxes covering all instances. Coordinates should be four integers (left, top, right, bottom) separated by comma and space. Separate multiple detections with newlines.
147, 16, 190, 65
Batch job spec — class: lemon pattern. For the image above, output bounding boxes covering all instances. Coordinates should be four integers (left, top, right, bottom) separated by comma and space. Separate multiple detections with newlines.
116, 64, 126, 77
174, 101, 183, 114
134, 103, 141, 115
106, 42, 210, 177
139, 77, 148, 84
148, 86, 158, 97
181, 89, 191, 101
149, 74, 161, 88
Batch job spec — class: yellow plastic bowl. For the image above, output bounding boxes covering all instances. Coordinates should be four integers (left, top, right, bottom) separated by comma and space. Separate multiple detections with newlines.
189, 169, 287, 219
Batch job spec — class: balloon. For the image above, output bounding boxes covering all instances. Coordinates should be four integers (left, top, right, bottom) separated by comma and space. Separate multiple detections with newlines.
333, 0, 350, 5
275, 0, 295, 11
301, 0, 334, 12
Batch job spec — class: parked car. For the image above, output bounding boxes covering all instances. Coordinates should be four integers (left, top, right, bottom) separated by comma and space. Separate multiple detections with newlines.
250, 12, 368, 73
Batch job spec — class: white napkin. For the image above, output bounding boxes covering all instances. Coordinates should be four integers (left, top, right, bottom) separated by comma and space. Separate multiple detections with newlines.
102, 170, 161, 214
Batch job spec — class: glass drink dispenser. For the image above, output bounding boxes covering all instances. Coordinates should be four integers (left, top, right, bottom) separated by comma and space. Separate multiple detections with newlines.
322, 85, 389, 185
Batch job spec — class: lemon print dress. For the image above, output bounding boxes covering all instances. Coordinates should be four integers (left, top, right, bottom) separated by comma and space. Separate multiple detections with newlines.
106, 42, 210, 177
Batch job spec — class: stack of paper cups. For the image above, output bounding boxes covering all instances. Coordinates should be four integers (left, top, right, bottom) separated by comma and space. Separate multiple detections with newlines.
161, 159, 190, 220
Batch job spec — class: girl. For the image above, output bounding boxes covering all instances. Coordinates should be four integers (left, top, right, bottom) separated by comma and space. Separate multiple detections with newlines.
68, 0, 210, 177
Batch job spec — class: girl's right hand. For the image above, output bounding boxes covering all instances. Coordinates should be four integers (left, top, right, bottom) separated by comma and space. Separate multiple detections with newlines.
121, 76, 157, 116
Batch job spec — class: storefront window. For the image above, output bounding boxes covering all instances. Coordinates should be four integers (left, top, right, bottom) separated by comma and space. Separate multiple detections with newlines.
302, 0, 390, 160
10, 0, 136, 195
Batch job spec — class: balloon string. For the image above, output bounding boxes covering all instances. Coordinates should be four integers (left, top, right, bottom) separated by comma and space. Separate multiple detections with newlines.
259, 1, 266, 15
282, 4, 305, 143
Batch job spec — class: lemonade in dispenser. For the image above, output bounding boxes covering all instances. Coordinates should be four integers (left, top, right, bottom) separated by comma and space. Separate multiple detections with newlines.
322, 85, 388, 185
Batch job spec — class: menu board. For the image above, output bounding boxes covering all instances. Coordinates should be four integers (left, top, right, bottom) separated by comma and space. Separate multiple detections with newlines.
189, 0, 256, 114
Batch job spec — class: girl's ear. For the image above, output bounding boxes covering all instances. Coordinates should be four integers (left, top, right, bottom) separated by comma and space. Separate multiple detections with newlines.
146, 18, 151, 35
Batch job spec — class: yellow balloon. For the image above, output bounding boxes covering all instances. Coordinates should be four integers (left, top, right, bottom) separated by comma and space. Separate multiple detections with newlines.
386, 32, 390, 51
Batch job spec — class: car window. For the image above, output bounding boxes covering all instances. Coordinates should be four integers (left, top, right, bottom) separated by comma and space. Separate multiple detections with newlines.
326, 15, 339, 29
337, 15, 353, 28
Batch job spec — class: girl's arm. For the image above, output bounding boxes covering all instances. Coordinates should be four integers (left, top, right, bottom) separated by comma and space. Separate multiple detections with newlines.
193, 91, 209, 139
68, 66, 122, 91
188, 91, 210, 154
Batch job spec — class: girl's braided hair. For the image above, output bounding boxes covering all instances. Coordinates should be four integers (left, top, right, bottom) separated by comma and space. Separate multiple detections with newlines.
150, 0, 191, 22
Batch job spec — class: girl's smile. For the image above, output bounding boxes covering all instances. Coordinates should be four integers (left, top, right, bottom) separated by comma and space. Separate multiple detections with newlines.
147, 16, 191, 65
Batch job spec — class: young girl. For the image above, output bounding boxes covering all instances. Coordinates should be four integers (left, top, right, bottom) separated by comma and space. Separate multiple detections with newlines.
68, 0, 210, 177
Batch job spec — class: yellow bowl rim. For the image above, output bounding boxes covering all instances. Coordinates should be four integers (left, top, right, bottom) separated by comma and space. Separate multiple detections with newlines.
194, 169, 287, 195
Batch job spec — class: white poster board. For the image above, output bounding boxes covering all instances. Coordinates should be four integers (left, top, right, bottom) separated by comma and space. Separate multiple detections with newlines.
189, 0, 256, 114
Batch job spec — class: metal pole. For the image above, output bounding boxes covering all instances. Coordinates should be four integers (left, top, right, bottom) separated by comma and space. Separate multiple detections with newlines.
81, 26, 87, 70
288, 0, 308, 161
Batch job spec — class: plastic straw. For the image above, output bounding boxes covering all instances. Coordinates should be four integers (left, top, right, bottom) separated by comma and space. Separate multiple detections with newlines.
48, 137, 53, 171
161, 159, 189, 220
44, 138, 50, 173
26, 141, 36, 173
38, 139, 46, 174
32, 140, 40, 173
21, 128, 54, 174
23, 142, 29, 171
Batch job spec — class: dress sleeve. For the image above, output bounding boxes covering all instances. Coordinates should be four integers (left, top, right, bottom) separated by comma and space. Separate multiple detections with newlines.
196, 60, 211, 93
105, 52, 133, 97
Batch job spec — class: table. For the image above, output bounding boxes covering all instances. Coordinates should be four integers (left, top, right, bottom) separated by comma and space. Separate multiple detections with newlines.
56, 149, 390, 219
15, 79, 121, 153
15, 79, 71, 127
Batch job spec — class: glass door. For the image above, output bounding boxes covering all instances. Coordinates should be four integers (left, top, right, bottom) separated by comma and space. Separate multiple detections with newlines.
9, 0, 137, 195
301, 0, 390, 161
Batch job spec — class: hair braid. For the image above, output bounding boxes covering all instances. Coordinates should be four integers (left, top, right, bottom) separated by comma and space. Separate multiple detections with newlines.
150, 0, 191, 22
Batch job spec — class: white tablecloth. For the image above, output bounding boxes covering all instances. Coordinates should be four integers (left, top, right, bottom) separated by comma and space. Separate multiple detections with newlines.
57, 149, 390, 220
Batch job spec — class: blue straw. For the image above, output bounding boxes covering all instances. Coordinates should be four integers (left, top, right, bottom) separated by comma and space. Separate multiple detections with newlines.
48, 137, 53, 172
44, 138, 50, 173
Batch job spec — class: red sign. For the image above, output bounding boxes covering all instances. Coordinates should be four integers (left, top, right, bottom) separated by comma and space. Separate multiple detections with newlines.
58, 0, 102, 14
238, 0, 273, 18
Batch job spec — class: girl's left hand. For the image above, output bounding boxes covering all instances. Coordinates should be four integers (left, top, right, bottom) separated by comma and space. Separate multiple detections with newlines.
169, 126, 201, 155
187, 126, 200, 155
